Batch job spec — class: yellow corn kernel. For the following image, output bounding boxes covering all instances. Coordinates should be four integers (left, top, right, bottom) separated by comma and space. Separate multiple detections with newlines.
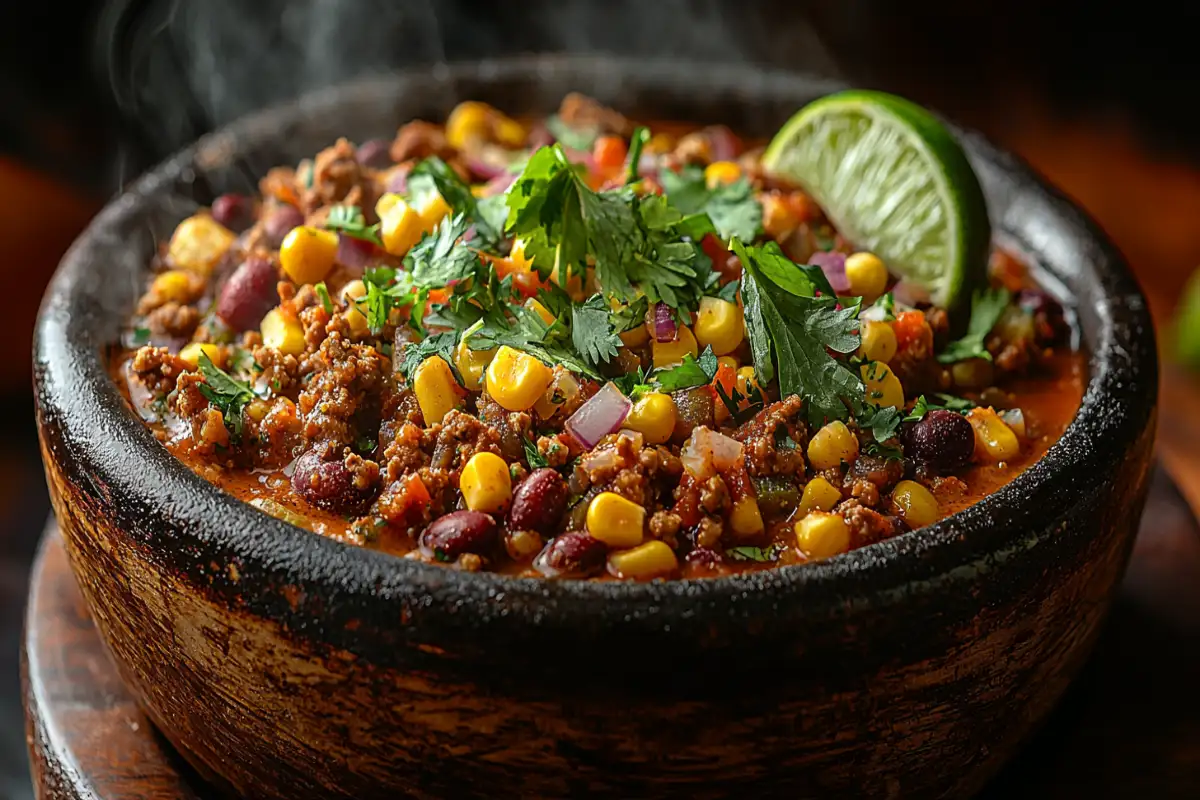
952, 358, 994, 390
454, 339, 496, 392
607, 540, 679, 580
485, 345, 554, 412
151, 270, 196, 304
861, 362, 904, 409
651, 325, 698, 369
245, 399, 270, 422
280, 226, 338, 285
375, 192, 401, 219
524, 298, 557, 326
795, 512, 851, 560
415, 190, 452, 232
718, 356, 739, 371
167, 214, 235, 276
646, 132, 676, 153
178, 342, 223, 369
260, 308, 305, 356
967, 407, 1021, 462
729, 497, 765, 538
735, 367, 761, 399
586, 491, 645, 548
460, 451, 513, 513
807, 420, 860, 471
891, 480, 940, 529
844, 252, 889, 302
445, 101, 493, 150
493, 114, 527, 148
624, 392, 677, 445
379, 197, 425, 256
413, 355, 463, 425
859, 321, 898, 363
704, 160, 742, 188
693, 296, 744, 356
339, 280, 369, 334
470, 184, 488, 198
798, 477, 842, 516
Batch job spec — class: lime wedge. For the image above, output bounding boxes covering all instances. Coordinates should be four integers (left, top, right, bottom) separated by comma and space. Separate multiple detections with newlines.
761, 89, 990, 311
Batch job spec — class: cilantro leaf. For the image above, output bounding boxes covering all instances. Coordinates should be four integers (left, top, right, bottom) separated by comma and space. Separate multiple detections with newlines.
196, 351, 257, 440
715, 279, 740, 304
904, 393, 977, 422
726, 544, 784, 563
405, 213, 483, 288
856, 403, 904, 460
395, 330, 463, 384
651, 346, 719, 393
734, 239, 863, 425
409, 157, 502, 247
862, 291, 897, 322
660, 164, 763, 242
570, 294, 623, 367
523, 436, 549, 469
314, 282, 334, 314
938, 288, 1012, 363
324, 205, 382, 246
545, 114, 600, 152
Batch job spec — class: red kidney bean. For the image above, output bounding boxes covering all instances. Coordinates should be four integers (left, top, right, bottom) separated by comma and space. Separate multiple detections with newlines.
356, 138, 393, 169
902, 410, 975, 473
263, 204, 304, 248
216, 256, 278, 331
420, 511, 498, 561
291, 447, 378, 514
535, 531, 607, 577
211, 193, 254, 232
336, 235, 376, 272
509, 469, 569, 535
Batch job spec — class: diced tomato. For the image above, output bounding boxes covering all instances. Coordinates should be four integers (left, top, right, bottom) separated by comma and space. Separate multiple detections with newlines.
672, 475, 704, 529
592, 135, 628, 172
701, 234, 743, 284
404, 472, 431, 507
712, 361, 737, 398
893, 310, 930, 352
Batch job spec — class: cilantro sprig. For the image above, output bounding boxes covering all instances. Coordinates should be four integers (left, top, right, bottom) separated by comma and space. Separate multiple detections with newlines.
196, 351, 259, 440
324, 205, 382, 246
938, 287, 1012, 363
408, 157, 504, 248
904, 393, 976, 422
659, 164, 763, 242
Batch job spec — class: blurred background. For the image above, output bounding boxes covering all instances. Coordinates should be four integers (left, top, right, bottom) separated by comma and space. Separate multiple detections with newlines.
6, 0, 1200, 796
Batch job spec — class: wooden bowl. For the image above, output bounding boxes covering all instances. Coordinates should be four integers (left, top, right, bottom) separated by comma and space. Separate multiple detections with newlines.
33, 56, 1158, 799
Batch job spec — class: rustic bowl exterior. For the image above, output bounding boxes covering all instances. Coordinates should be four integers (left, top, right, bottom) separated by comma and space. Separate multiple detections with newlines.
34, 57, 1156, 799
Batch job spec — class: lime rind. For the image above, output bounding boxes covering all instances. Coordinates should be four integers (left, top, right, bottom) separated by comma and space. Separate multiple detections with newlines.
761, 90, 990, 311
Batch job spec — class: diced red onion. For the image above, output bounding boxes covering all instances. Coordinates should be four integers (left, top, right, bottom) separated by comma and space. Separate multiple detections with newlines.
565, 382, 631, 449
653, 302, 678, 343
637, 153, 659, 178
384, 165, 410, 194
337, 235, 375, 271
893, 280, 931, 307
808, 251, 850, 294
526, 125, 554, 149
707, 125, 742, 161
680, 427, 744, 480
465, 156, 509, 182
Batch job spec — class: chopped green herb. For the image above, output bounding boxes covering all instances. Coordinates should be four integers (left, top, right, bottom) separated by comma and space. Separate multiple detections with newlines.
406, 213, 483, 288
545, 114, 599, 152
324, 204, 382, 246
651, 346, 719, 393
129, 325, 151, 347
196, 351, 258, 440
354, 435, 377, 454
570, 293, 623, 368
314, 282, 334, 314
715, 278, 740, 304
625, 126, 650, 185
733, 239, 863, 426
726, 543, 784, 563
863, 291, 896, 322
523, 436, 549, 469
938, 287, 1012, 364
659, 164, 763, 242
409, 157, 503, 247
857, 404, 902, 445
395, 330, 464, 384
904, 393, 976, 422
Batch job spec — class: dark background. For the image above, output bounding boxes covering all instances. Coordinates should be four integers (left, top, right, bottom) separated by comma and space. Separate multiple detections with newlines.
4, 1, 1200, 797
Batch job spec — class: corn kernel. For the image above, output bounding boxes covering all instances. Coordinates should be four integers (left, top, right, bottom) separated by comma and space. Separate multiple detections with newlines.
651, 325, 698, 369
151, 270, 197, 304
761, 193, 799, 239
693, 297, 745, 356
952, 358, 994, 390
613, 296, 650, 347
280, 226, 338, 285
586, 491, 645, 548
167, 214, 235, 275
794, 512, 851, 560
861, 361, 905, 409
455, 339, 496, 392
460, 451, 513, 513
891, 480, 940, 529
375, 192, 401, 219
485, 346, 554, 412
704, 160, 742, 188
735, 367, 761, 399
378, 196, 425, 256
339, 280, 369, 334
718, 356, 739, 371
729, 497, 765, 538
967, 407, 1021, 462
415, 190, 452, 232
178, 342, 223, 369
260, 308, 305, 355
859, 321, 898, 363
445, 101, 493, 150
413, 355, 463, 425
624, 392, 677, 445
493, 114, 527, 148
607, 540, 679, 580
246, 399, 270, 422
798, 477, 842, 516
808, 420, 860, 471
845, 252, 889, 302
524, 298, 557, 326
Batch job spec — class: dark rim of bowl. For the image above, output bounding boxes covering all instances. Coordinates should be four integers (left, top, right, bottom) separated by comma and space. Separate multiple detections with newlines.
36, 55, 1156, 625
